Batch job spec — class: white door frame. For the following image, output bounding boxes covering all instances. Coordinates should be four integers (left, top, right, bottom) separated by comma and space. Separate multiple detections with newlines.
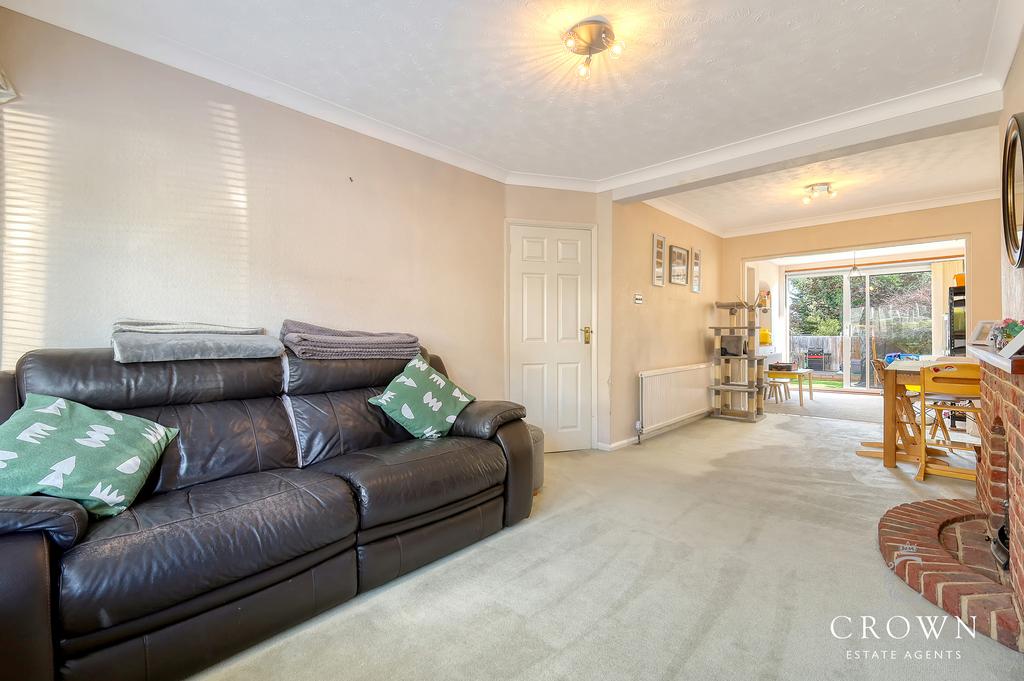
504, 219, 599, 449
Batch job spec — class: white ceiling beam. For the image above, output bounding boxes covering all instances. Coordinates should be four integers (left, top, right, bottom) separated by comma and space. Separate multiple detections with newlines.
708, 189, 999, 239
983, 0, 1024, 88
606, 78, 1003, 201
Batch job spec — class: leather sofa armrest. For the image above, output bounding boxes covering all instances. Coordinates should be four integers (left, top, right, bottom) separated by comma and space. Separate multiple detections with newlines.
0, 495, 88, 550
450, 401, 526, 440
492, 420, 533, 526
0, 533, 56, 681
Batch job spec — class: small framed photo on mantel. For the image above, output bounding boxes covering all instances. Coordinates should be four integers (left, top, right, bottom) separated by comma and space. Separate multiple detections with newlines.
652, 234, 666, 287
669, 245, 689, 285
969, 321, 996, 347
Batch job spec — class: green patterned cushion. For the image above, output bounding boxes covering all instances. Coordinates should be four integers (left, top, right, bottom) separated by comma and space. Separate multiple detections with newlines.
368, 355, 475, 439
0, 394, 178, 516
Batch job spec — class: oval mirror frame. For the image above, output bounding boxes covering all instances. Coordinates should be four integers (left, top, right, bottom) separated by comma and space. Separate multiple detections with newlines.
1002, 113, 1024, 268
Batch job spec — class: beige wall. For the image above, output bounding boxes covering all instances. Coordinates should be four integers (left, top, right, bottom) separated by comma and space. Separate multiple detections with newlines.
2, 7, 1018, 449
504, 186, 597, 225
610, 202, 721, 443
1002, 34, 1024, 319
720, 201, 1002, 335
0, 9, 511, 395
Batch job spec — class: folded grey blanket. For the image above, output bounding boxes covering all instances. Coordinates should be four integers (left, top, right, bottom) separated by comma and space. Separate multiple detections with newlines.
113, 319, 264, 335
280, 319, 420, 360
112, 332, 284, 363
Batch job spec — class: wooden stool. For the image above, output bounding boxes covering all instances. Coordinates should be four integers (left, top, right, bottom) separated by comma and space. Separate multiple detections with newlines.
766, 378, 789, 403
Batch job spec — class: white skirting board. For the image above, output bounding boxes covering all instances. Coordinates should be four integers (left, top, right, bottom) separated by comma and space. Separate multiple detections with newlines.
597, 410, 707, 451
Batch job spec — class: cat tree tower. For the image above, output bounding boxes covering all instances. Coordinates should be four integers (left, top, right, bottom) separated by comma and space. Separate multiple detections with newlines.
708, 300, 766, 422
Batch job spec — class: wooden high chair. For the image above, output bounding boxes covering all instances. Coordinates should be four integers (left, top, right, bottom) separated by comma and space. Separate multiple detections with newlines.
891, 363, 954, 444
866, 359, 922, 460
916, 362, 981, 481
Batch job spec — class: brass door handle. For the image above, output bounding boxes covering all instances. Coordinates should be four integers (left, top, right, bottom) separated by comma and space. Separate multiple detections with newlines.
580, 326, 592, 344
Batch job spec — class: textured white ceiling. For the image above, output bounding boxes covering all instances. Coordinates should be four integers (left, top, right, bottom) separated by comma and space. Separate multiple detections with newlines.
650, 127, 1000, 236
2, 0, 1010, 187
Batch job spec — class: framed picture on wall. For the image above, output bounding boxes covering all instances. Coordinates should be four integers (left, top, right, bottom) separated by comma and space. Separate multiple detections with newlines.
669, 245, 689, 285
691, 249, 702, 293
652, 234, 666, 287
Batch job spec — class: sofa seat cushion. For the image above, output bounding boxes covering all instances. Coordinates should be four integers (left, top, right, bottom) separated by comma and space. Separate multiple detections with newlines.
59, 468, 358, 637
310, 437, 506, 530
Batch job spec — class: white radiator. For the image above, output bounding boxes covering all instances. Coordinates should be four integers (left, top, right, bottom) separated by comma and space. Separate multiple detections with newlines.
638, 363, 713, 436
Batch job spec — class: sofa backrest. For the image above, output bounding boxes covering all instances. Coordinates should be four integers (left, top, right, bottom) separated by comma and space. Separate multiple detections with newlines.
15, 349, 295, 495
283, 349, 446, 467
0, 371, 18, 425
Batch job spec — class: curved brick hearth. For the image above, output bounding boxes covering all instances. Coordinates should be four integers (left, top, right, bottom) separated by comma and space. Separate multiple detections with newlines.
878, 499, 1023, 651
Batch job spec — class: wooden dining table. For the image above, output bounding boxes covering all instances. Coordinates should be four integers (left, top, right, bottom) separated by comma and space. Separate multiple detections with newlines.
866, 356, 978, 468
765, 367, 814, 406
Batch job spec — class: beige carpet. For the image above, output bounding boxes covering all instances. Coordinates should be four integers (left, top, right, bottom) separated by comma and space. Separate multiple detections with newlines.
764, 388, 884, 423
194, 413, 1022, 681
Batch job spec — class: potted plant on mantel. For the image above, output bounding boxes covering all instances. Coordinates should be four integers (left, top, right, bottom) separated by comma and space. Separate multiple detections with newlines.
992, 318, 1024, 358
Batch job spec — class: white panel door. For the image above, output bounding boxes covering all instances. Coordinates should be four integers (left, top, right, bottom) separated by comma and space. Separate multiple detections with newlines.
508, 224, 593, 451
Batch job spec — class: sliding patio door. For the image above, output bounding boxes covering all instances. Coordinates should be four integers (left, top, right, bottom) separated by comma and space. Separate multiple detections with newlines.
788, 266, 934, 390
856, 267, 933, 389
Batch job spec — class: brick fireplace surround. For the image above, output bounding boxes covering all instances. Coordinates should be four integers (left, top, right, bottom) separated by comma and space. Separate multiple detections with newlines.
979, 357, 1023, 602
878, 351, 1024, 651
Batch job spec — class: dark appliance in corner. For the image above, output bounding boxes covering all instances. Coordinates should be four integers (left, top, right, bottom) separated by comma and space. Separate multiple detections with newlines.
946, 284, 967, 428
947, 285, 966, 356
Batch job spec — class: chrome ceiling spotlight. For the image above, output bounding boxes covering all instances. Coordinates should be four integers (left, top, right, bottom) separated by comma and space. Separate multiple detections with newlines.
801, 182, 837, 205
562, 16, 624, 80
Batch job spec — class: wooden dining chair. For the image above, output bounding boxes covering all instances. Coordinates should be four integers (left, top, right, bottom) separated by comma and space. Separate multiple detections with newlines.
916, 362, 981, 481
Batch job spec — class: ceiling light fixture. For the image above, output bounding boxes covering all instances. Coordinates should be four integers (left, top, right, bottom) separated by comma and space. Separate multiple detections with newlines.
802, 182, 837, 205
563, 16, 623, 79
850, 250, 860, 276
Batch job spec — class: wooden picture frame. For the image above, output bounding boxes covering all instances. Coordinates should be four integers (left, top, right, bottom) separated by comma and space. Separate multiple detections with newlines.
690, 248, 702, 293
669, 245, 689, 285
652, 234, 666, 287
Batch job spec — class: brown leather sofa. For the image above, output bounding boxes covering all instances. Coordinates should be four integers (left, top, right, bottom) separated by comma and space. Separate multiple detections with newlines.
0, 348, 540, 681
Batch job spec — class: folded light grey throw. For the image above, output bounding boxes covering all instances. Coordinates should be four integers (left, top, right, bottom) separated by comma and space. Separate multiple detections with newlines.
280, 319, 420, 360
113, 319, 264, 335
112, 332, 284, 363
